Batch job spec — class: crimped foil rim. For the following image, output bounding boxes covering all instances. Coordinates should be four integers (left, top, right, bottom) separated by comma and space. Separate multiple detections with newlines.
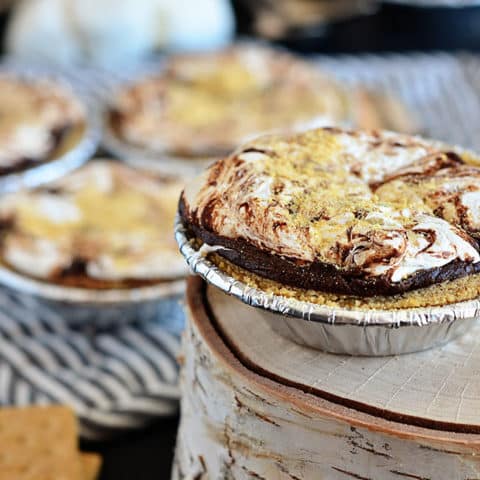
0, 66, 102, 193
175, 216, 480, 327
0, 263, 185, 305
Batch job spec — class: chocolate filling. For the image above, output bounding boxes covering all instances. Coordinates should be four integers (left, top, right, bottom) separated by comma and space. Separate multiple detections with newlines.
179, 196, 480, 297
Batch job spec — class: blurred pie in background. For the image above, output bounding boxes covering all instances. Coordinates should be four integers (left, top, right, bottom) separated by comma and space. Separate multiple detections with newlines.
106, 44, 417, 162
0, 76, 86, 175
0, 160, 187, 289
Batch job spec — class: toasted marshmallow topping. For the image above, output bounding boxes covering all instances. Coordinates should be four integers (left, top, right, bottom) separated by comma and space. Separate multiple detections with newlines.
0, 77, 85, 169
182, 127, 480, 284
376, 159, 480, 238
111, 45, 349, 156
0, 161, 187, 283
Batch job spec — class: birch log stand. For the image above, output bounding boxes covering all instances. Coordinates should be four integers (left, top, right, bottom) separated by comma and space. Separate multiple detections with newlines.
172, 277, 480, 480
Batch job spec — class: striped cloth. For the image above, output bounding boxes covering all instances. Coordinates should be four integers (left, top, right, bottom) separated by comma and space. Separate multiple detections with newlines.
1, 52, 480, 439
0, 287, 183, 439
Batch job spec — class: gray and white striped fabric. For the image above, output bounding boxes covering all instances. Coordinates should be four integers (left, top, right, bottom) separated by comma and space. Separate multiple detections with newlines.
316, 53, 480, 151
0, 287, 183, 440
1, 52, 480, 439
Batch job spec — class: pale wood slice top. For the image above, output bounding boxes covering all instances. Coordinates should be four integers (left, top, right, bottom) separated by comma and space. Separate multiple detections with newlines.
206, 284, 480, 432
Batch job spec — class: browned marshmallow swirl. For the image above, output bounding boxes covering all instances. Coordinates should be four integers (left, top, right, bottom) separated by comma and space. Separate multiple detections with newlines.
180, 128, 480, 296
375, 153, 480, 239
109, 45, 351, 157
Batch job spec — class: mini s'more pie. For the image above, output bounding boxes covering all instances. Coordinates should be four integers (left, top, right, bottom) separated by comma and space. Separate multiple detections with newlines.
107, 45, 417, 164
180, 127, 480, 302
0, 75, 86, 175
0, 160, 187, 289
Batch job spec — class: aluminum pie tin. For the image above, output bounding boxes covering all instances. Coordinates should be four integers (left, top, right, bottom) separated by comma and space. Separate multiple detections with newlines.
0, 67, 101, 194
175, 217, 480, 356
0, 263, 186, 330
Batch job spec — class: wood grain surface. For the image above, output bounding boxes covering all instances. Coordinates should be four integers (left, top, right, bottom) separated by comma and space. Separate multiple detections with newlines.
173, 277, 480, 479
207, 284, 480, 432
